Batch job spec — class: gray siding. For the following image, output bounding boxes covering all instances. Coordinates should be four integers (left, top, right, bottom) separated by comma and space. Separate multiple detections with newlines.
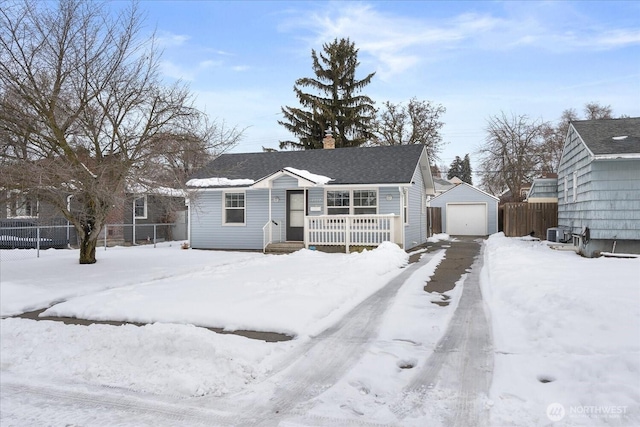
190, 189, 268, 250
429, 184, 498, 235
404, 165, 427, 248
558, 126, 640, 242
528, 178, 558, 199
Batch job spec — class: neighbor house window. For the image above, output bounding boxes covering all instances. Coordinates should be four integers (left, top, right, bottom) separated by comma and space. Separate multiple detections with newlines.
224, 192, 245, 224
134, 196, 147, 219
326, 190, 378, 215
6, 191, 37, 218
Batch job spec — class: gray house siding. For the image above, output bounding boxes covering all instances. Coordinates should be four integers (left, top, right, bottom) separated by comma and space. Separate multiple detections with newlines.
429, 184, 498, 235
190, 189, 269, 250
558, 124, 640, 257
404, 166, 427, 249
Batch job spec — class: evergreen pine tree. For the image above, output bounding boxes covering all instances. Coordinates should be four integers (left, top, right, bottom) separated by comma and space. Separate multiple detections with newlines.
447, 156, 463, 180
461, 154, 473, 185
278, 38, 376, 149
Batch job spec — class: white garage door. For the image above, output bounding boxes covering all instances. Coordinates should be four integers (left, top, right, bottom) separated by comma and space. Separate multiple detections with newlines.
446, 203, 487, 236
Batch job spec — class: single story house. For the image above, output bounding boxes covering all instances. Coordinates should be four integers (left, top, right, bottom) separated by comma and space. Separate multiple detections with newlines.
558, 117, 640, 257
186, 136, 435, 252
527, 177, 558, 203
428, 182, 499, 236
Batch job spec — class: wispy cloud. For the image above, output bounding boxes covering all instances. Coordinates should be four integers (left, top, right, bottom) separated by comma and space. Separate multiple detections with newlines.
155, 31, 190, 48
160, 59, 223, 81
279, 2, 640, 80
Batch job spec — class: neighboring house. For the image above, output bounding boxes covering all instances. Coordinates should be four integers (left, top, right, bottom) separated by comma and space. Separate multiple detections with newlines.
187, 136, 435, 252
433, 177, 456, 195
558, 117, 640, 257
1, 186, 187, 246
527, 174, 559, 203
428, 182, 499, 236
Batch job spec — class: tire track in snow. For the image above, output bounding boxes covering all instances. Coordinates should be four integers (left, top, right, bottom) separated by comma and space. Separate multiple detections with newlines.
390, 240, 493, 426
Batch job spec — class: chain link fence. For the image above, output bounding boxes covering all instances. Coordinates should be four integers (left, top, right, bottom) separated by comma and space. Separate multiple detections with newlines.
0, 221, 187, 262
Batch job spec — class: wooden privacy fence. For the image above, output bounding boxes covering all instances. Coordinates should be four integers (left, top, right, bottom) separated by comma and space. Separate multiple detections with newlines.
502, 203, 558, 238
427, 207, 442, 236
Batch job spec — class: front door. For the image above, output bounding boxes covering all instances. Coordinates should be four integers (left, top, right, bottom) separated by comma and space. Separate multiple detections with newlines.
286, 190, 305, 241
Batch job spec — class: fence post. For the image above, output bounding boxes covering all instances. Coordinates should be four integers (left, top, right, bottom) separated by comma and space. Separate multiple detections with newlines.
36, 225, 41, 258
153, 224, 157, 248
345, 217, 350, 254
104, 224, 108, 250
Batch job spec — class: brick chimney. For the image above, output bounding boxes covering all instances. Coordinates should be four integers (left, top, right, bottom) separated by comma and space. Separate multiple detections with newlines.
322, 130, 335, 149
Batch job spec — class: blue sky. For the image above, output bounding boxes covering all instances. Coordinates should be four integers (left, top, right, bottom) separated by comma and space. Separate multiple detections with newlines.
141, 0, 640, 168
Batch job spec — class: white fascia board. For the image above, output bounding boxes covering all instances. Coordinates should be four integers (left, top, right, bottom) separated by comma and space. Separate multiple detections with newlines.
593, 153, 640, 160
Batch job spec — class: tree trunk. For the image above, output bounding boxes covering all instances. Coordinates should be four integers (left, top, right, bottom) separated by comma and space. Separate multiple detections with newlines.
79, 235, 98, 264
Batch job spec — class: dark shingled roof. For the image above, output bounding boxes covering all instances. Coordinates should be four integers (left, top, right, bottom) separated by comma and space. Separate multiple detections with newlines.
572, 117, 640, 156
189, 144, 427, 187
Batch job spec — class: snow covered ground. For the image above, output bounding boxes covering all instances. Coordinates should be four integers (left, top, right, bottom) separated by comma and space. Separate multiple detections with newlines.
482, 233, 640, 427
1, 234, 639, 426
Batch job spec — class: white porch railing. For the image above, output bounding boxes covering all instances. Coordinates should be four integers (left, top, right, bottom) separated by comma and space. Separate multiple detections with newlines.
305, 214, 402, 253
262, 219, 284, 252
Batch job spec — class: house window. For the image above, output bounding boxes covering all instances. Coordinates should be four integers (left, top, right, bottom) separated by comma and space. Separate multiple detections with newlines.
327, 190, 350, 215
326, 190, 378, 215
403, 188, 409, 224
134, 196, 147, 219
572, 171, 578, 202
6, 191, 37, 218
224, 192, 245, 224
353, 190, 377, 215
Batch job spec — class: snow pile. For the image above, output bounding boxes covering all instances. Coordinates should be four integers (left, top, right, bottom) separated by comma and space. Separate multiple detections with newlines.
1, 318, 285, 397
186, 177, 255, 187
481, 233, 640, 426
427, 233, 450, 243
283, 167, 333, 185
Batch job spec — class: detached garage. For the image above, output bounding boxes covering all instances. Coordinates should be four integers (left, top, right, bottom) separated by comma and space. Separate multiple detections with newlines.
429, 183, 499, 236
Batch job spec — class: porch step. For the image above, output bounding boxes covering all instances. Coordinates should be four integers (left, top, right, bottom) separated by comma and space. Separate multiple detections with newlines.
265, 242, 305, 254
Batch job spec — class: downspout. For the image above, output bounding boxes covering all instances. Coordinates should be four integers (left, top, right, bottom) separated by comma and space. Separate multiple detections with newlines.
399, 186, 405, 249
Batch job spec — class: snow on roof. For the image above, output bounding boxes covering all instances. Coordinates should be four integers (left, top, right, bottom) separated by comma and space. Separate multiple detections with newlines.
186, 177, 255, 188
283, 167, 333, 185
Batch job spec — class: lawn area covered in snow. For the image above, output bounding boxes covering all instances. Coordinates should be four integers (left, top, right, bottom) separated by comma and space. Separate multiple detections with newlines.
482, 233, 640, 426
1, 242, 412, 398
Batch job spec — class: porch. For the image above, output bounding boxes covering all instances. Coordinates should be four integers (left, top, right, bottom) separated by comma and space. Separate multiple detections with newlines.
263, 214, 403, 253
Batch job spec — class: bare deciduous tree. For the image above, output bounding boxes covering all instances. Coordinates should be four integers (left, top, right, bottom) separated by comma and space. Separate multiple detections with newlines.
0, 0, 237, 264
371, 98, 446, 163
477, 112, 546, 200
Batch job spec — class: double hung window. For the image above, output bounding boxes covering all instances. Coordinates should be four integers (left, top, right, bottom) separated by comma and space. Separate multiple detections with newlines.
224, 192, 245, 224
326, 190, 377, 215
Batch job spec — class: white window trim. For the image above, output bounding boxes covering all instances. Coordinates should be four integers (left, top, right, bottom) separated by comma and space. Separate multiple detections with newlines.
572, 171, 578, 202
325, 189, 378, 215
563, 176, 568, 204
403, 188, 409, 225
134, 195, 147, 219
222, 190, 246, 226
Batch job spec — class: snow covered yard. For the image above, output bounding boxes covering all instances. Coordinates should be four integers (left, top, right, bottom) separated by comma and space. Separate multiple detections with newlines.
1, 242, 410, 399
482, 233, 640, 426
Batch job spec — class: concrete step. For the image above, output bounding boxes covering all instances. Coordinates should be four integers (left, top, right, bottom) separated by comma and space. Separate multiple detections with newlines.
265, 242, 305, 254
